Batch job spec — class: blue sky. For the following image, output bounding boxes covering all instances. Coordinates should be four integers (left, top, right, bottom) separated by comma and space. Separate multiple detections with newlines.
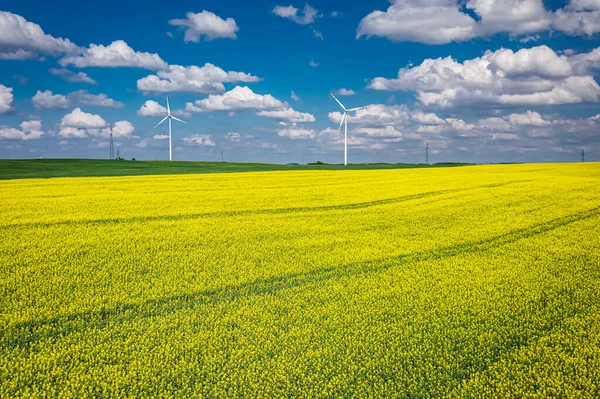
0, 0, 599, 163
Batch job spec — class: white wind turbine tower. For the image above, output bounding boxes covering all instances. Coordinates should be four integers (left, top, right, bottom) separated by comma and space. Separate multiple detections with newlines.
154, 97, 186, 161
330, 93, 365, 165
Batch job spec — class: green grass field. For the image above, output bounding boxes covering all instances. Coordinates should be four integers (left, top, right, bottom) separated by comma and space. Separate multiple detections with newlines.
1, 162, 599, 397
0, 159, 464, 180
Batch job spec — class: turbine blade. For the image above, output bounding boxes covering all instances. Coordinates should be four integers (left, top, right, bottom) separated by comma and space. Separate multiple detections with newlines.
347, 106, 366, 112
166, 97, 171, 115
154, 116, 168, 128
337, 112, 346, 132
330, 93, 346, 111
171, 115, 186, 124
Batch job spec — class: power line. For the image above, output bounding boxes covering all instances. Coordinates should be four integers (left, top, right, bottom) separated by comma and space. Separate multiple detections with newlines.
109, 125, 114, 160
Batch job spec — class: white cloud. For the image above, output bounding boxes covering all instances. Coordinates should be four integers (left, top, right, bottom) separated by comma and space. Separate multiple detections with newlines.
32, 90, 69, 109
0, 12, 79, 59
553, 0, 600, 36
507, 110, 552, 126
357, 0, 477, 44
183, 134, 216, 146
108, 121, 135, 138
411, 111, 446, 125
256, 107, 316, 122
32, 90, 123, 109
60, 108, 106, 128
58, 110, 134, 139
0, 120, 44, 140
291, 91, 299, 101
0, 84, 15, 114
328, 104, 409, 126
357, 0, 600, 44
272, 4, 320, 25
446, 118, 476, 131
58, 127, 87, 138
169, 11, 238, 42
49, 68, 97, 84
0, 49, 36, 60
368, 44, 600, 108
60, 40, 168, 70
356, 125, 403, 137
225, 132, 241, 142
70, 90, 123, 108
137, 63, 260, 93
154, 134, 169, 140
276, 127, 316, 139
309, 59, 319, 67
138, 100, 167, 117
336, 88, 355, 96
186, 86, 286, 112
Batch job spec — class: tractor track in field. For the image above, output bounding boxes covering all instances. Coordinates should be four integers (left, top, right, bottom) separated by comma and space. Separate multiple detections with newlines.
3, 204, 598, 350
1, 180, 534, 230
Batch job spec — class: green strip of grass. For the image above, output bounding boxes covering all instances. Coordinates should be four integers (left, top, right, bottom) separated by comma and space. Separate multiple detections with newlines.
0, 159, 469, 180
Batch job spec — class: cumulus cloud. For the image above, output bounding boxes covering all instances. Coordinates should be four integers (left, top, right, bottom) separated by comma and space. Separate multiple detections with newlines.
357, 0, 600, 44
32, 90, 70, 109
356, 126, 403, 137
309, 59, 319, 67
168, 11, 238, 41
276, 126, 317, 139
186, 86, 286, 112
328, 104, 409, 126
507, 110, 551, 126
60, 40, 168, 70
58, 108, 134, 138
137, 63, 261, 94
49, 68, 97, 84
32, 90, 123, 109
137, 100, 167, 116
553, 0, 600, 36
257, 108, 316, 122
223, 132, 241, 142
0, 84, 15, 114
0, 120, 44, 140
336, 88, 355, 96
291, 91, 300, 101
60, 108, 106, 128
411, 111, 446, 125
154, 134, 169, 140
0, 12, 79, 59
0, 49, 37, 60
272, 4, 320, 25
183, 134, 216, 146
368, 44, 600, 108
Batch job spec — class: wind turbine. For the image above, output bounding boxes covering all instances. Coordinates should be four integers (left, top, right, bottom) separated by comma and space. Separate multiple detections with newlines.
330, 93, 365, 165
154, 97, 186, 161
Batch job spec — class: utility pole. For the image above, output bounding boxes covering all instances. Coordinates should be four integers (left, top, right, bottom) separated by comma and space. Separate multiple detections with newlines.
221, 150, 224, 162
425, 142, 429, 164
581, 149, 585, 162
109, 125, 114, 160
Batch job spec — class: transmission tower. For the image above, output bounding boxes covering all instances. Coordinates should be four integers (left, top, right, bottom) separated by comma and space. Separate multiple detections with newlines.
581, 149, 585, 162
109, 125, 114, 160
221, 150, 224, 162
425, 142, 429, 164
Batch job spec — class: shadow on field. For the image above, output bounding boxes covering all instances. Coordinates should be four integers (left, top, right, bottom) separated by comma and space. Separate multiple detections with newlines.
3, 205, 598, 350
1, 180, 533, 230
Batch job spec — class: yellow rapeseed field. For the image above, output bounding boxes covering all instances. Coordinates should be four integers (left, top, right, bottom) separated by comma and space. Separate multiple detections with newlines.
1, 163, 599, 398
